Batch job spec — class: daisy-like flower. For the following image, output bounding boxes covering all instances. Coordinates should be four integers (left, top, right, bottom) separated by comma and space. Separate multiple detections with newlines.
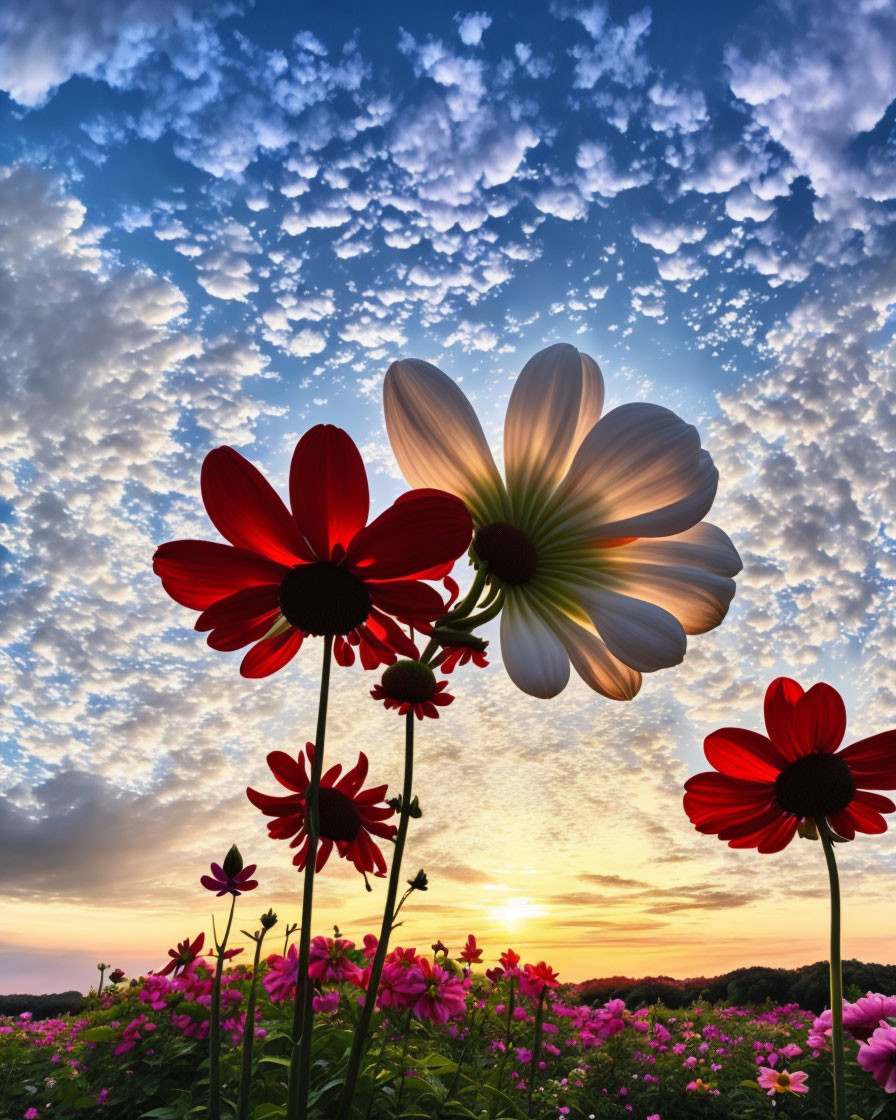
370, 659, 454, 719
683, 677, 896, 852
153, 424, 473, 678
157, 932, 206, 977
246, 743, 397, 880
200, 844, 258, 896
439, 646, 489, 673
384, 343, 740, 699
757, 1067, 809, 1096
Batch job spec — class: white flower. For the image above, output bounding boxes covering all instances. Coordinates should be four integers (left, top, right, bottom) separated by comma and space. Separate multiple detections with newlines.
384, 342, 740, 700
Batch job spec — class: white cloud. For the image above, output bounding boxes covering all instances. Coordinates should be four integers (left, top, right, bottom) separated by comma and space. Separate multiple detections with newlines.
456, 12, 492, 47
632, 218, 707, 254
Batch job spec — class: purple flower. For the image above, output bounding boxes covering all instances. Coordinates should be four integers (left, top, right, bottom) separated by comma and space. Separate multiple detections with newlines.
200, 845, 258, 896
857, 1022, 896, 1093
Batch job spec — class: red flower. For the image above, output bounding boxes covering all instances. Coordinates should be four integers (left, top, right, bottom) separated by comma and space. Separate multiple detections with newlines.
518, 960, 560, 998
157, 932, 206, 977
153, 425, 473, 678
684, 677, 896, 853
439, 646, 489, 673
459, 934, 483, 964
499, 947, 520, 971
370, 659, 454, 720
246, 743, 397, 880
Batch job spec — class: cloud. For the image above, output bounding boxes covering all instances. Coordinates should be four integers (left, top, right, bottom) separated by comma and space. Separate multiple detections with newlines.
456, 12, 492, 47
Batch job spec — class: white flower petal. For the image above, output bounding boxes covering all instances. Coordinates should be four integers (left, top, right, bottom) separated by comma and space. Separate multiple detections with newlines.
606, 522, 741, 634
550, 402, 718, 539
503, 343, 604, 519
384, 358, 507, 524
550, 614, 642, 700
500, 592, 570, 698
581, 587, 687, 672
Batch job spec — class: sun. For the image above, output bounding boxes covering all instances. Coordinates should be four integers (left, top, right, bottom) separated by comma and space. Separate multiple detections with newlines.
493, 897, 546, 931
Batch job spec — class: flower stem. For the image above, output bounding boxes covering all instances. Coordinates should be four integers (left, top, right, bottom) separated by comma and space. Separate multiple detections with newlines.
236, 926, 269, 1120
209, 894, 237, 1120
526, 988, 546, 1119
336, 711, 416, 1120
286, 634, 333, 1120
821, 831, 846, 1120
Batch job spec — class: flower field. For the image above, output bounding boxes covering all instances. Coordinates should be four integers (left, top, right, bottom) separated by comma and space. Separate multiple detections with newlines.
3, 935, 895, 1120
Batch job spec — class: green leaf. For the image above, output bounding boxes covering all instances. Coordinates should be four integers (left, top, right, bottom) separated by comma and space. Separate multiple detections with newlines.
250, 1105, 287, 1120
139, 1110, 180, 1120
738, 1079, 763, 1090
78, 1026, 121, 1042
259, 1055, 293, 1068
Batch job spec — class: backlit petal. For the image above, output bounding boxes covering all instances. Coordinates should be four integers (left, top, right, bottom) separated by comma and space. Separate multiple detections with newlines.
500, 593, 570, 698
839, 731, 896, 787
153, 540, 289, 611
504, 344, 604, 518
368, 579, 447, 623
343, 491, 472, 581
582, 587, 687, 672
240, 628, 304, 678
550, 403, 718, 540
703, 728, 786, 780
384, 358, 507, 524
289, 425, 369, 561
201, 447, 309, 565
549, 614, 641, 700
763, 677, 805, 761
792, 682, 846, 753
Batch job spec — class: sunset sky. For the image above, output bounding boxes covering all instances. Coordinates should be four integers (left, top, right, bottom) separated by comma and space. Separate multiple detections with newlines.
2, 0, 896, 995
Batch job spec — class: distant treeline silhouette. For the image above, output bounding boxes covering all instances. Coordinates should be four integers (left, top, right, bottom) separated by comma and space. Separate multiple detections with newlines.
571, 959, 896, 1015
0, 991, 85, 1018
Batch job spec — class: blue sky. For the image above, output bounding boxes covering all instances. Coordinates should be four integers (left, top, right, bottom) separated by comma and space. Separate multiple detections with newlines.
2, 0, 896, 992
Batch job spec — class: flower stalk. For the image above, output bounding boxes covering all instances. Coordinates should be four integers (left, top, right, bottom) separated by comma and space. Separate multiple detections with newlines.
209, 894, 237, 1120
821, 829, 846, 1120
336, 710, 416, 1120
287, 633, 333, 1120
526, 988, 546, 1119
236, 912, 276, 1120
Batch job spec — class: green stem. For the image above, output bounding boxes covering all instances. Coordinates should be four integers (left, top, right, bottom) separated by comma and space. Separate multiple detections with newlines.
526, 989, 545, 1119
236, 928, 268, 1120
447, 591, 505, 633
437, 1005, 478, 1119
362, 1026, 392, 1120
438, 565, 488, 624
336, 712, 416, 1120
286, 634, 334, 1120
209, 894, 237, 1120
821, 832, 846, 1120
393, 1010, 415, 1120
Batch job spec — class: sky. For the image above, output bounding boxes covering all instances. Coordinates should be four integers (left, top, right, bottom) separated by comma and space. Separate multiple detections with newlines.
1, 0, 896, 995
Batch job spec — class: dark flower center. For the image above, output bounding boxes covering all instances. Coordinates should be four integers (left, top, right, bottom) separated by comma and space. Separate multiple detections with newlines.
473, 521, 537, 586
381, 660, 437, 702
774, 753, 856, 818
279, 563, 371, 635
317, 786, 362, 843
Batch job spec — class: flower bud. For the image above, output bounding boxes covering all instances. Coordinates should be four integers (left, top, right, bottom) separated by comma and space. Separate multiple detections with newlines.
260, 909, 278, 930
222, 844, 244, 878
407, 869, 428, 891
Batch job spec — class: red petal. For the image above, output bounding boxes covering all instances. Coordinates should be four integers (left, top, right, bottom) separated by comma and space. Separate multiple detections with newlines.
727, 815, 797, 853
240, 629, 304, 678
201, 447, 310, 565
343, 491, 472, 580
826, 810, 856, 841
843, 797, 889, 835
205, 610, 280, 652
196, 585, 281, 630
792, 682, 846, 753
368, 579, 447, 623
683, 772, 774, 828
716, 805, 787, 840
246, 787, 303, 816
336, 752, 369, 797
366, 608, 419, 659
839, 731, 896, 788
703, 728, 785, 780
763, 677, 805, 761
267, 750, 309, 793
315, 837, 334, 872
289, 425, 369, 562
851, 789, 896, 813
154, 540, 288, 610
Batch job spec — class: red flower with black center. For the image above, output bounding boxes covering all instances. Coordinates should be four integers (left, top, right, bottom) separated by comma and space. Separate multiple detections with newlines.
684, 677, 896, 853
370, 659, 454, 720
152, 425, 473, 678
246, 743, 397, 881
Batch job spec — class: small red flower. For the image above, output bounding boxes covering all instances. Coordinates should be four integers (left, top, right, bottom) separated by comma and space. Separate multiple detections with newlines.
684, 677, 896, 853
439, 646, 489, 673
459, 934, 483, 964
157, 932, 206, 977
499, 947, 520, 971
153, 425, 473, 677
518, 960, 560, 998
370, 659, 454, 720
246, 743, 397, 880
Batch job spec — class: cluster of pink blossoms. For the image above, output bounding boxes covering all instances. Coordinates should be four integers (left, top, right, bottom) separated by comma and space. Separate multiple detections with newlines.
809, 993, 896, 1048
137, 960, 265, 1047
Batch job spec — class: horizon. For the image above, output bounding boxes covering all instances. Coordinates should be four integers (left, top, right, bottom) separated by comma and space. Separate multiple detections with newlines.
2, 0, 896, 996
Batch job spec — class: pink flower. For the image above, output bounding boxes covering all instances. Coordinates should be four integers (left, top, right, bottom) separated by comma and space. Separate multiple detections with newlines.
757, 1067, 809, 1096
398, 957, 468, 1025
25, 1110, 39, 1120
308, 936, 363, 984
857, 1023, 896, 1093
312, 991, 340, 1014
262, 945, 300, 1003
